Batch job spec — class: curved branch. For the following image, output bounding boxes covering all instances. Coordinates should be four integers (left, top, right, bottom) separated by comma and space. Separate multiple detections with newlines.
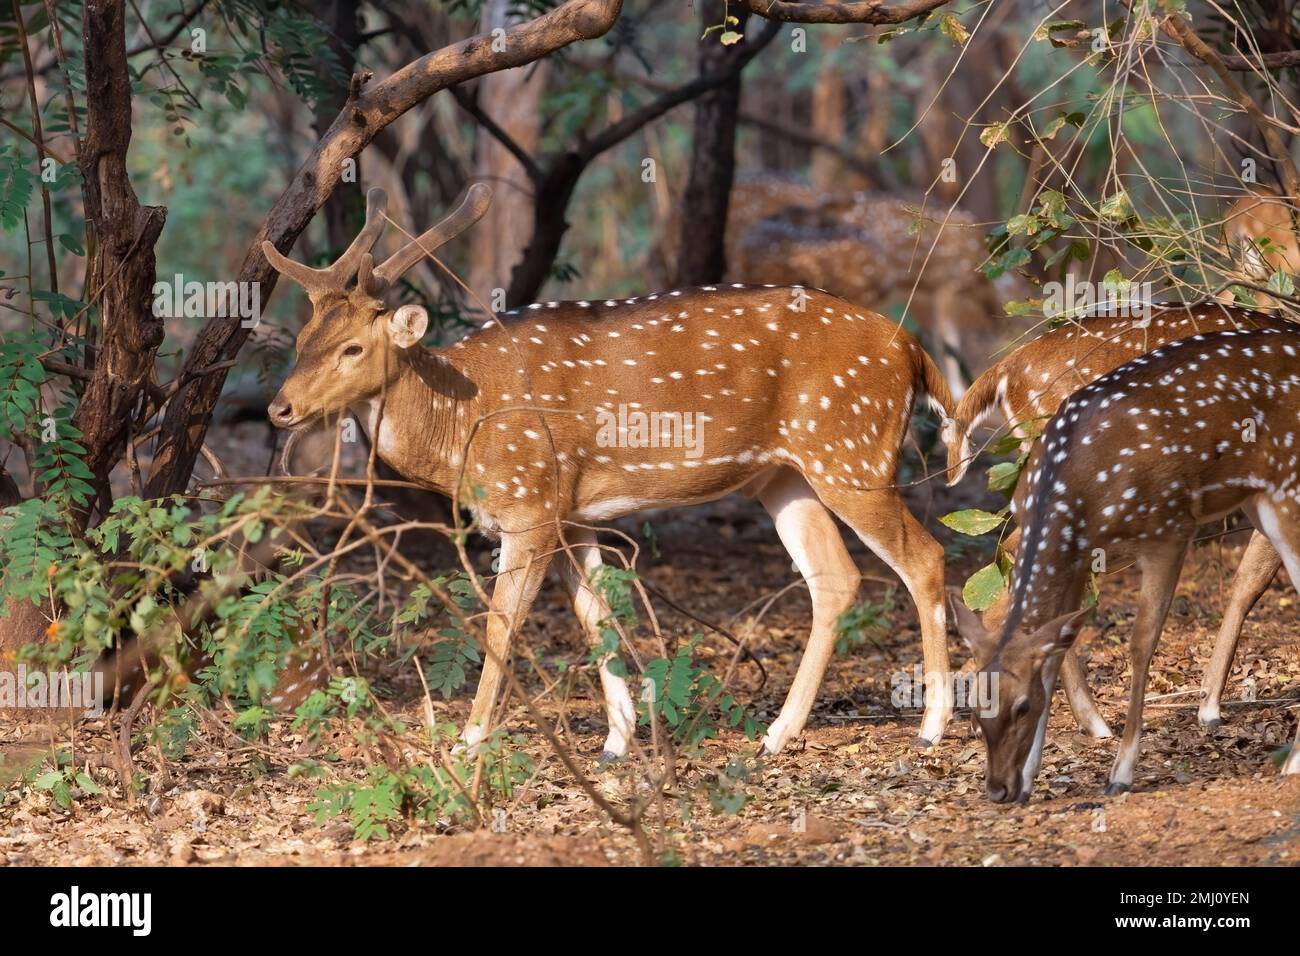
738, 0, 949, 25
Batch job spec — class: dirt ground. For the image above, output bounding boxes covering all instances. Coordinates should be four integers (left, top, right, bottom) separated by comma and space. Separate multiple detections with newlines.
2, 458, 1298, 867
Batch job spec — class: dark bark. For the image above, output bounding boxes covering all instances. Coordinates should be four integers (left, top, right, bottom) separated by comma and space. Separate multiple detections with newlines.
72, 0, 167, 501
505, 153, 585, 307
311, 0, 366, 252
674, 3, 750, 286
500, 20, 781, 305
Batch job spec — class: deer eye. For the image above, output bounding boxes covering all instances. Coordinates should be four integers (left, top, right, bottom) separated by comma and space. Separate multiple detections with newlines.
1013, 697, 1031, 719
342, 344, 363, 357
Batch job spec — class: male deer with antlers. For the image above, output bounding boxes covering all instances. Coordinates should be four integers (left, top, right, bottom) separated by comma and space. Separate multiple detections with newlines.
262, 184, 960, 759
947, 303, 1295, 740
951, 327, 1300, 801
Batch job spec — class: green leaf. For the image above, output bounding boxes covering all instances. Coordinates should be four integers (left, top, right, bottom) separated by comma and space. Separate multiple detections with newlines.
940, 508, 1007, 536
1266, 270, 1295, 297
986, 461, 1022, 493
1099, 190, 1133, 221
979, 122, 1010, 150
963, 563, 1007, 612
938, 13, 968, 45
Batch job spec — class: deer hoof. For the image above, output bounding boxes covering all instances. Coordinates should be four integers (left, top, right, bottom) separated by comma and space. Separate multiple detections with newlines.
598, 751, 623, 767
1199, 716, 1222, 732
1104, 781, 1130, 797
913, 735, 935, 750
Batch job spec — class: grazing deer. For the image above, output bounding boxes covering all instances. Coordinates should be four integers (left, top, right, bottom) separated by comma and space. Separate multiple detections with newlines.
263, 184, 961, 758
726, 180, 1001, 399
951, 327, 1300, 801
90, 484, 331, 715
947, 303, 1295, 738
1223, 185, 1299, 307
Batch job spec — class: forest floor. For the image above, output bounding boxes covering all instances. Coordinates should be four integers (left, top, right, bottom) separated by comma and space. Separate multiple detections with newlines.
2, 447, 1298, 867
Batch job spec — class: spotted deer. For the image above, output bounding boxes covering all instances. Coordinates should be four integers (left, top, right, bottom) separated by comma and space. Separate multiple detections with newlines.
91, 512, 330, 714
726, 179, 1001, 398
1223, 185, 1299, 307
262, 183, 961, 759
946, 303, 1296, 739
950, 327, 1300, 801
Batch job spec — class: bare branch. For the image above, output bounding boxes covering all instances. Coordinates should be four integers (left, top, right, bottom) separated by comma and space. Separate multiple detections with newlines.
738, 0, 949, 25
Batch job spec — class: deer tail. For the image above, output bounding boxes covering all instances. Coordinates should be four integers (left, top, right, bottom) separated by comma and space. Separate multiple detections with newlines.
944, 361, 1004, 487
914, 345, 961, 483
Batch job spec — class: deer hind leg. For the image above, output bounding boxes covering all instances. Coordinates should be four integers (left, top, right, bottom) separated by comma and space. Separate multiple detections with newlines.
821, 487, 952, 746
1240, 499, 1300, 775
984, 526, 1112, 738
1198, 530, 1280, 729
463, 526, 556, 749
554, 527, 638, 761
1107, 543, 1188, 796
757, 470, 860, 755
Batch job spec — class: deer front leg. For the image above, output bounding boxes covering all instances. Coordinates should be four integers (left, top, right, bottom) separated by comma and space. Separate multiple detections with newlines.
463, 526, 557, 749
555, 527, 638, 761
1198, 530, 1280, 730
1060, 647, 1112, 739
1107, 545, 1187, 796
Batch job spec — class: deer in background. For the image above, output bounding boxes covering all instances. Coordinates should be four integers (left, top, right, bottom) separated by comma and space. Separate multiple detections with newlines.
262, 183, 962, 759
725, 179, 1004, 399
951, 327, 1300, 801
1223, 185, 1300, 308
89, 503, 330, 716
946, 303, 1296, 740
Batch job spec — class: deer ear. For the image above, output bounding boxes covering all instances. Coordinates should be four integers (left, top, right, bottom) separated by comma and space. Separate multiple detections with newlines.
947, 586, 995, 657
1030, 606, 1091, 657
387, 304, 428, 349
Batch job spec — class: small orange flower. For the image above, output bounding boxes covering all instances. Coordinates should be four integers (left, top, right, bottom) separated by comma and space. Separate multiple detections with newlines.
45, 620, 61, 641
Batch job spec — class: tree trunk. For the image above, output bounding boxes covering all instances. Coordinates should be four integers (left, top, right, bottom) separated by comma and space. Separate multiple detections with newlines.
674, 2, 750, 286
72, 0, 167, 498
506, 154, 584, 307
470, 0, 549, 304
311, 0, 366, 253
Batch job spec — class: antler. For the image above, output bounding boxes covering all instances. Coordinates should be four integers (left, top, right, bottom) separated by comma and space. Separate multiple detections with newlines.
262, 182, 492, 299
368, 182, 493, 296
261, 187, 389, 297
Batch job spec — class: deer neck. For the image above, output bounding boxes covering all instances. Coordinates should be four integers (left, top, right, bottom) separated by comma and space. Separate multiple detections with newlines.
999, 483, 1091, 646
358, 348, 477, 497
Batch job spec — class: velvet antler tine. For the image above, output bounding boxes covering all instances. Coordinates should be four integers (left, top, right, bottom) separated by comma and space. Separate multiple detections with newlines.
373, 182, 492, 286
331, 187, 389, 279
356, 253, 383, 298
261, 240, 332, 295
260, 188, 388, 297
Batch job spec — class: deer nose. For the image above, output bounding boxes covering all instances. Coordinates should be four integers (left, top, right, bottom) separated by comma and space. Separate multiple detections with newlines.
268, 398, 295, 427
986, 782, 1011, 803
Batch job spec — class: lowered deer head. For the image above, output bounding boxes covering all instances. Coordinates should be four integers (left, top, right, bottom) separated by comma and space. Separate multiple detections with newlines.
263, 183, 491, 430
950, 592, 1088, 803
